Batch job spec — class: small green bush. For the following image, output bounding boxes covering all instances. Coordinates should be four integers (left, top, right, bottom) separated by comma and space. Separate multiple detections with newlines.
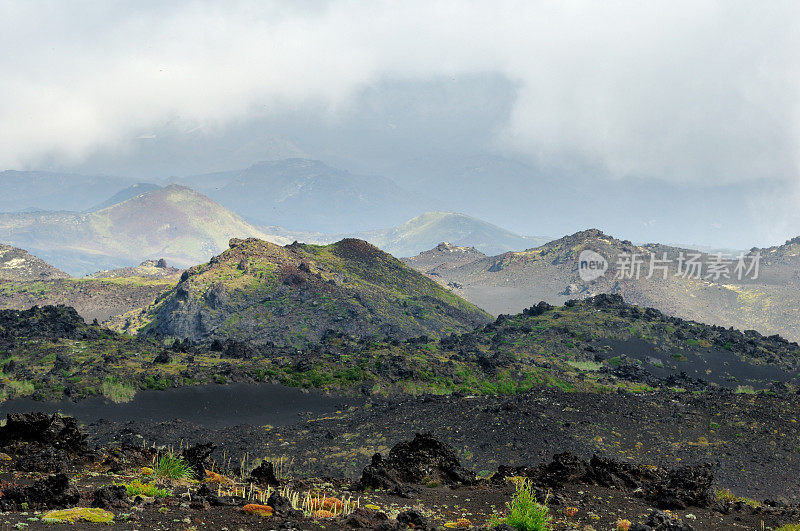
152, 451, 194, 480
121, 479, 169, 498
716, 487, 761, 508
490, 478, 552, 531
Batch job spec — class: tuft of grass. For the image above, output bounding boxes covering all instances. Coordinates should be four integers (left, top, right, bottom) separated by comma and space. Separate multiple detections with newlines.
735, 385, 756, 395
102, 377, 136, 403
6, 379, 35, 397
490, 478, 552, 531
566, 360, 601, 371
152, 451, 194, 480
121, 479, 169, 498
715, 487, 761, 508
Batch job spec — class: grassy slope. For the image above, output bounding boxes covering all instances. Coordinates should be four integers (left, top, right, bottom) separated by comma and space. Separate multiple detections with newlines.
0, 185, 289, 274
0, 277, 176, 325
4, 295, 798, 403
87, 185, 287, 264
360, 211, 546, 257
135, 238, 491, 346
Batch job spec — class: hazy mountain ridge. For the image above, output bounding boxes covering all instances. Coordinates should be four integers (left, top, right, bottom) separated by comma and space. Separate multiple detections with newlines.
355, 211, 548, 257
402, 242, 487, 274
178, 158, 428, 232
0, 244, 69, 281
0, 170, 139, 213
0, 185, 287, 275
407, 229, 800, 341
261, 211, 547, 259
88, 182, 162, 212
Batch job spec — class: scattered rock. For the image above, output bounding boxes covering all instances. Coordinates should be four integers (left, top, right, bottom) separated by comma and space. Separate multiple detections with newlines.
344, 507, 391, 529
182, 442, 216, 480
397, 508, 428, 528
355, 433, 474, 493
647, 463, 714, 509
15, 447, 68, 473
92, 485, 130, 509
0, 412, 88, 454
0, 473, 80, 510
249, 460, 280, 486
630, 509, 695, 530
267, 492, 303, 518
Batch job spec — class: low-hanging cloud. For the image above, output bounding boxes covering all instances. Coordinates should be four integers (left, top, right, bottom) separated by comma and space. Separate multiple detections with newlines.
1, 1, 799, 185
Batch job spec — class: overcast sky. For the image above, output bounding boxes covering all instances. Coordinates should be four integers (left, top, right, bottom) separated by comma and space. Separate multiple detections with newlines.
2, 1, 800, 247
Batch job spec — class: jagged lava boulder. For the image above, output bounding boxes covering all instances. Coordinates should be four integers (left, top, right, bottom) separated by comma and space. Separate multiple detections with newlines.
355, 433, 474, 493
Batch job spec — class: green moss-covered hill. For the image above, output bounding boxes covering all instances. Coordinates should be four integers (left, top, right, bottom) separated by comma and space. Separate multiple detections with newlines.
134, 238, 492, 347
4, 294, 799, 403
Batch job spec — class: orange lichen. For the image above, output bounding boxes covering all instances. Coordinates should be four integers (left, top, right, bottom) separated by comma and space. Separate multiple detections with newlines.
313, 509, 336, 518
243, 504, 274, 517
205, 470, 232, 484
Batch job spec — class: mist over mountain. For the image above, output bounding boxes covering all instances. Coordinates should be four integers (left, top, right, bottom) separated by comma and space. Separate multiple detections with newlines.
356, 211, 548, 257
176, 159, 428, 232
0, 185, 283, 275
5, 6, 800, 529
88, 182, 161, 212
0, 170, 139, 213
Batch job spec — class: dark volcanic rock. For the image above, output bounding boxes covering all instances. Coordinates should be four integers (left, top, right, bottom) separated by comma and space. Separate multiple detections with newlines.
267, 492, 303, 518
397, 508, 428, 529
0, 306, 97, 350
345, 507, 392, 529
15, 447, 69, 473
101, 444, 157, 474
355, 433, 474, 493
647, 463, 714, 509
517, 452, 664, 492
183, 442, 216, 480
0, 473, 80, 510
523, 301, 554, 316
249, 460, 280, 487
630, 509, 695, 530
92, 485, 131, 509
152, 350, 172, 364
0, 412, 89, 454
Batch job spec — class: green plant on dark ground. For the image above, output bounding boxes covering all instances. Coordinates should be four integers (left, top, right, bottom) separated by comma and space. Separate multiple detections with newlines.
102, 377, 136, 403
490, 478, 552, 531
152, 451, 194, 480
715, 487, 761, 508
121, 479, 170, 498
3, 292, 797, 403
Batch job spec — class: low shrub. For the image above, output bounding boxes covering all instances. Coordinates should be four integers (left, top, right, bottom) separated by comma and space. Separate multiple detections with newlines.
489, 478, 552, 531
123, 479, 169, 498
152, 451, 194, 480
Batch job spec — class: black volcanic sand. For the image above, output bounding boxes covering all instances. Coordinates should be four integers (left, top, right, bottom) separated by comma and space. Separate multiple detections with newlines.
0, 383, 361, 428
88, 387, 800, 503
598, 338, 800, 389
